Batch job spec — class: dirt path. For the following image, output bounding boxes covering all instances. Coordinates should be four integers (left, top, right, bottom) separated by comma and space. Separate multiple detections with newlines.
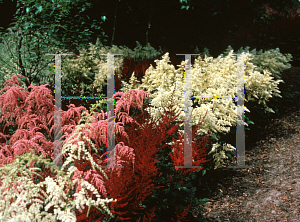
192, 67, 300, 221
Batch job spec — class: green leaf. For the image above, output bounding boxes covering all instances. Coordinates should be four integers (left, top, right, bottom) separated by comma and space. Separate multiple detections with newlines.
26, 7, 30, 13
191, 174, 196, 180
181, 5, 189, 10
202, 169, 206, 176
37, 6, 43, 13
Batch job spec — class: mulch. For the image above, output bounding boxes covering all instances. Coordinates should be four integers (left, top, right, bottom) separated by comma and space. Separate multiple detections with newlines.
191, 66, 300, 221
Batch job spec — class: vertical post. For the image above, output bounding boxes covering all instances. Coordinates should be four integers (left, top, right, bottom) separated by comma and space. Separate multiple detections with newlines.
45, 51, 254, 171
175, 54, 202, 169
45, 53, 72, 169
45, 53, 123, 170
176, 53, 252, 169
228, 53, 252, 169
99, 53, 123, 169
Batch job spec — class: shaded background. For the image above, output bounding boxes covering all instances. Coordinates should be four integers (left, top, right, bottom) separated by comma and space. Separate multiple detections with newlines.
1, 0, 299, 66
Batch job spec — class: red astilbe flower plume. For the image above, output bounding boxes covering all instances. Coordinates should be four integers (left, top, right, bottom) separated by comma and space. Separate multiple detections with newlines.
117, 52, 152, 92
74, 88, 167, 221
0, 74, 212, 221
0, 74, 130, 218
0, 74, 98, 215
112, 83, 213, 221
0, 74, 154, 220
169, 108, 212, 178
0, 74, 55, 169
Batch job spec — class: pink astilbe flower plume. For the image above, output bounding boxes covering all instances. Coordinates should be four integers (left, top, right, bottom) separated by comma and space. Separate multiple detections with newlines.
0, 74, 212, 221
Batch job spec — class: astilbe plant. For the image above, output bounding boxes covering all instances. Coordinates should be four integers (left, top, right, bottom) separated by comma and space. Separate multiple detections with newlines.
0, 74, 213, 221
118, 47, 181, 94
113, 83, 213, 221
0, 74, 145, 221
117, 52, 152, 93
72, 90, 168, 221
0, 74, 120, 221
119, 49, 291, 170
44, 40, 164, 114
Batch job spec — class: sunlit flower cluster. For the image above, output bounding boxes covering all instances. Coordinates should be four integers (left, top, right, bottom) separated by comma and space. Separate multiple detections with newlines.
0, 113, 118, 221
120, 45, 292, 169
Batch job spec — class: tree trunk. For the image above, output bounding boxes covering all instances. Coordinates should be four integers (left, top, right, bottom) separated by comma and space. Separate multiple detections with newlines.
17, 31, 34, 93
111, 0, 118, 46
145, 0, 153, 46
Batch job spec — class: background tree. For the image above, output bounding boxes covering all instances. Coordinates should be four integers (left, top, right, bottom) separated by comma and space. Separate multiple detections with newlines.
9, 0, 108, 53
0, 0, 110, 92
0, 21, 66, 92
2, 0, 299, 54
0, 0, 17, 37
1, 0, 299, 95
104, 0, 299, 64
177, 0, 300, 62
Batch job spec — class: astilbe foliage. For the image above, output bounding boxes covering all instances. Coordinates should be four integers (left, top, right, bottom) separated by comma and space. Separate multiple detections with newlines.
114, 83, 213, 221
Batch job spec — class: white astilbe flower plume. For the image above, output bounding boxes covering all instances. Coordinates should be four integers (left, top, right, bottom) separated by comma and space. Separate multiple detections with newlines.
119, 46, 291, 169
0, 109, 119, 221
